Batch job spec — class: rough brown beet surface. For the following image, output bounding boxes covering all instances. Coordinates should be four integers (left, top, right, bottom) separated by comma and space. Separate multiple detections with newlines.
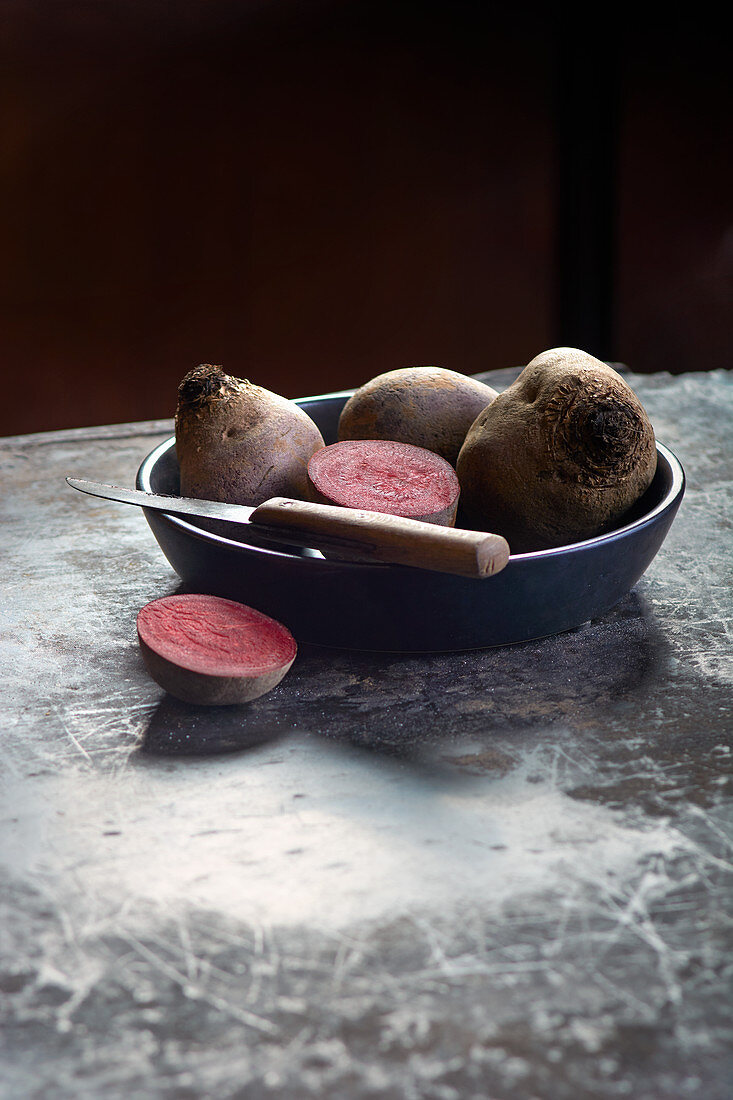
456, 348, 658, 551
175, 364, 324, 506
307, 439, 461, 526
337, 366, 498, 466
137, 594, 297, 705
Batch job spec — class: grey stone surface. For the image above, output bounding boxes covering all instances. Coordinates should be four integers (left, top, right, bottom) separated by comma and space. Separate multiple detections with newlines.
1, 371, 731, 1099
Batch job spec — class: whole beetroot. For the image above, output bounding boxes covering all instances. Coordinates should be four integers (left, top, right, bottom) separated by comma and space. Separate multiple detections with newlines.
456, 348, 657, 551
338, 366, 498, 466
175, 364, 324, 505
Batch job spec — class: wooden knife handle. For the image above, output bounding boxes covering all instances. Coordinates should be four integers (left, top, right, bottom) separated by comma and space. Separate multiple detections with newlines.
250, 497, 510, 578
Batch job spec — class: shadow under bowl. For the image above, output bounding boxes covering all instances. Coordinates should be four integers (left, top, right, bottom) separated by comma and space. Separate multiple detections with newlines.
136, 392, 685, 652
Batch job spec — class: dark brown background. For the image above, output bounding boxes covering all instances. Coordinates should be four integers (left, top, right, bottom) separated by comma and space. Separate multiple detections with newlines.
1, 1, 730, 436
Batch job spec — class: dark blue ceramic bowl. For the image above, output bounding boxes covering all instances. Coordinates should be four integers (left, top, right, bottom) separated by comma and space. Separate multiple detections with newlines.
136, 391, 684, 652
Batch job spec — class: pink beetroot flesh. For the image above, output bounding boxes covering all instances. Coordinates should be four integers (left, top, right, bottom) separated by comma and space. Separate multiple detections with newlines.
137, 595, 296, 677
307, 439, 459, 518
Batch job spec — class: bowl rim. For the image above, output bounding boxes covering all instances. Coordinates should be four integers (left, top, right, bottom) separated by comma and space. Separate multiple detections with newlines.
137, 391, 685, 566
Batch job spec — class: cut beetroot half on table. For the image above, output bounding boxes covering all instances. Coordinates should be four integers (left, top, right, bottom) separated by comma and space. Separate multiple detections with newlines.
137, 594, 297, 705
307, 439, 460, 526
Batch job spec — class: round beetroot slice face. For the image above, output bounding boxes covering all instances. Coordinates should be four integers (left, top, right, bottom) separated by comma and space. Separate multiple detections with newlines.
137, 594, 297, 705
307, 439, 460, 525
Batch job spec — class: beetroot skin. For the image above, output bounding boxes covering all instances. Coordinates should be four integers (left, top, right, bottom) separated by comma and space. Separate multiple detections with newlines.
307, 439, 460, 526
137, 594, 297, 705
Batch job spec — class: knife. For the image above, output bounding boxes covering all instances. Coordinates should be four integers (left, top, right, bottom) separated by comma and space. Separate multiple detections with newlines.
66, 478, 510, 579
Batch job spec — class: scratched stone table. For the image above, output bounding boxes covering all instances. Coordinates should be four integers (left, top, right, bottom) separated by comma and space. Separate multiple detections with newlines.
1, 369, 731, 1100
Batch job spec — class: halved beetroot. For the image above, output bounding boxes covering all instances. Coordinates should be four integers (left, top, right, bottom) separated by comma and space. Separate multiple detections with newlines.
307, 439, 460, 526
137, 594, 297, 705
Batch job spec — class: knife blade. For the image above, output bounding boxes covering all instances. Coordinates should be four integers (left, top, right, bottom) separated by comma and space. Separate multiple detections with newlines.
66, 478, 510, 579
